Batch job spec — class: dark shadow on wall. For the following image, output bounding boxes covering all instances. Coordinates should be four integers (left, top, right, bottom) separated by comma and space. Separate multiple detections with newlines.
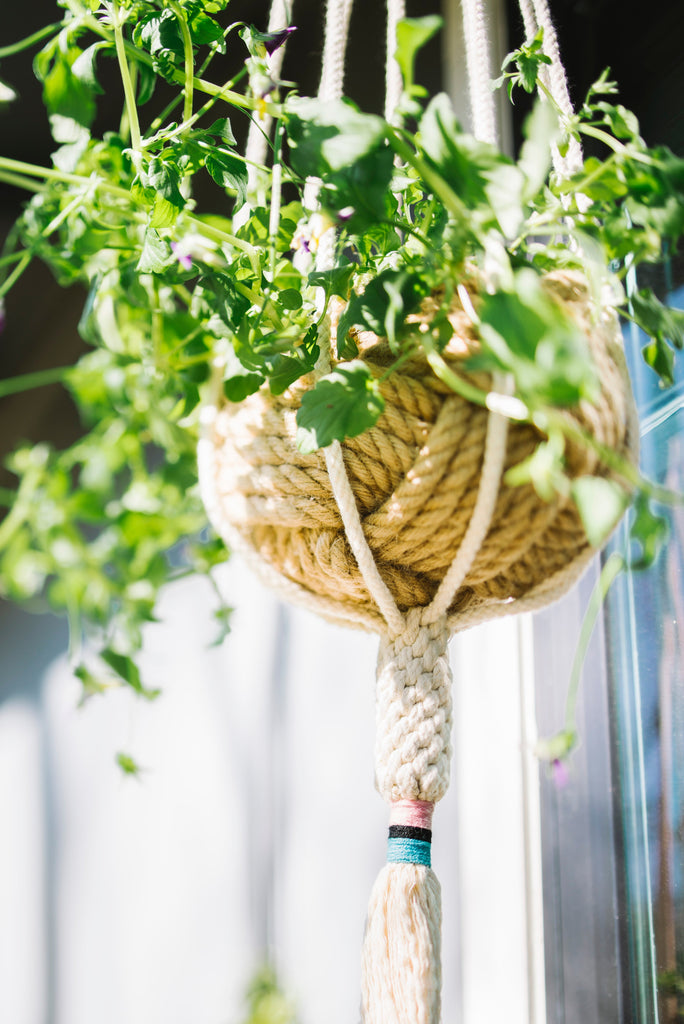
0, 600, 68, 1024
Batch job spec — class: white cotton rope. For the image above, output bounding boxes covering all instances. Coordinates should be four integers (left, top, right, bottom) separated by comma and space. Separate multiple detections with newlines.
302, 0, 355, 213
384, 0, 406, 123
517, 0, 583, 177
309, 0, 411, 638
233, 0, 294, 229
461, 0, 498, 145
314, 0, 511, 640
424, 372, 512, 624
308, 0, 409, 636
319, 0, 355, 103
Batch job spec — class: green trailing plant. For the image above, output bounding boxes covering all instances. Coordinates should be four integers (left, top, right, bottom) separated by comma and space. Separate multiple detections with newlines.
0, 3, 683, 766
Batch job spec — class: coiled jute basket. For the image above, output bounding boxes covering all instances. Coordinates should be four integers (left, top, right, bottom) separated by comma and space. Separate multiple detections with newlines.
198, 270, 638, 635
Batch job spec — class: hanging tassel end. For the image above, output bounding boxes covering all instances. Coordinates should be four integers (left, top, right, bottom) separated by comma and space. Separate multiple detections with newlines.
361, 801, 442, 1024
361, 862, 442, 1024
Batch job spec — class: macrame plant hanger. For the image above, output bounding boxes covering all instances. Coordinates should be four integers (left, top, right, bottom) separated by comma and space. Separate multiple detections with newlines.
198, 2, 638, 1022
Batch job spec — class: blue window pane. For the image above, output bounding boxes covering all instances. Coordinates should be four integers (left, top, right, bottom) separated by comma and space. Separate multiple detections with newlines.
608, 283, 684, 1024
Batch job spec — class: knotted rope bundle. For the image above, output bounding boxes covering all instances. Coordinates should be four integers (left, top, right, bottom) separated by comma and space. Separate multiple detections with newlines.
197, 1, 638, 1021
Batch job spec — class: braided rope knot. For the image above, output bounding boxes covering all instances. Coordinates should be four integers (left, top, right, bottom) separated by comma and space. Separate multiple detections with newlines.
375, 608, 453, 804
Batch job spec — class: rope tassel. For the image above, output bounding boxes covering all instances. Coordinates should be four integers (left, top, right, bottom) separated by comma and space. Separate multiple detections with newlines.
361, 860, 442, 1024
362, 615, 453, 1023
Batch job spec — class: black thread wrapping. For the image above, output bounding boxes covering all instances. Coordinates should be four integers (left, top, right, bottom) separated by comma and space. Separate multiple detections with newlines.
388, 824, 432, 844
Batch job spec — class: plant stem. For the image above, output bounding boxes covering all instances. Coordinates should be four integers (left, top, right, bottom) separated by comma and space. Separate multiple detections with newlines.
144, 77, 244, 148
421, 338, 490, 406
0, 170, 45, 195
42, 187, 94, 237
0, 462, 44, 549
267, 120, 284, 284
0, 22, 63, 58
192, 75, 278, 115
0, 366, 70, 399
388, 129, 468, 226
564, 551, 625, 732
0, 251, 28, 271
0, 487, 16, 508
111, 0, 142, 153
0, 252, 32, 299
188, 215, 260, 275
538, 408, 684, 507
168, 1, 195, 125
0, 157, 136, 205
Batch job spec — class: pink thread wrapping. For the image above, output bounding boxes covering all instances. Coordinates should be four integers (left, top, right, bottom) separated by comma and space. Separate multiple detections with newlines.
389, 800, 434, 830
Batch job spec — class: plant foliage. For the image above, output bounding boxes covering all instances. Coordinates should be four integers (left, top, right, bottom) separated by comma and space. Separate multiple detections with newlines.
0, 4, 682, 711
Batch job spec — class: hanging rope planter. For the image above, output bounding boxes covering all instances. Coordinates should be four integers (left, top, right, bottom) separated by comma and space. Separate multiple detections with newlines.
198, 0, 638, 1020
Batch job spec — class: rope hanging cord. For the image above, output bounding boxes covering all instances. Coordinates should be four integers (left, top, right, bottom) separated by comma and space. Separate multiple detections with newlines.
196, 3, 639, 1023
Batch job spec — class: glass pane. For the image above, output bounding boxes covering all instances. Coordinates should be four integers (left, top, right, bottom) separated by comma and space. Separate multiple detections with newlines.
607, 283, 684, 1024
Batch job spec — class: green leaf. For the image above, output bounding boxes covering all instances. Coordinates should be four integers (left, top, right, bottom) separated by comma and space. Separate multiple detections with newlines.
205, 150, 248, 206
223, 365, 264, 402
137, 226, 172, 273
395, 16, 442, 93
71, 42, 109, 94
210, 604, 233, 647
188, 9, 224, 47
476, 269, 599, 407
504, 430, 568, 502
419, 94, 524, 236
285, 97, 386, 176
296, 361, 385, 452
134, 10, 183, 60
74, 664, 110, 704
206, 117, 237, 147
116, 752, 143, 776
595, 101, 641, 142
265, 325, 319, 395
135, 155, 186, 227
632, 288, 684, 348
629, 493, 669, 569
519, 100, 558, 200
308, 263, 356, 301
102, 648, 161, 699
320, 145, 395, 228
40, 48, 96, 128
496, 28, 552, 97
571, 476, 629, 547
642, 336, 675, 387
337, 269, 427, 357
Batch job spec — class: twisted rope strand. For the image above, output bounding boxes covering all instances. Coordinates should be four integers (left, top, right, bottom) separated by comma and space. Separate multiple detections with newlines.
518, 0, 583, 176
325, 441, 405, 635
424, 373, 511, 623
461, 0, 497, 145
312, 0, 408, 634
233, 0, 294, 229
302, 0, 355, 212
385, 0, 406, 123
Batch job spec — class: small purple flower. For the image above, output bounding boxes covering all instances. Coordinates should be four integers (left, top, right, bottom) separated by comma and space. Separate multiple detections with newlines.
551, 758, 570, 789
262, 26, 296, 56
171, 242, 193, 271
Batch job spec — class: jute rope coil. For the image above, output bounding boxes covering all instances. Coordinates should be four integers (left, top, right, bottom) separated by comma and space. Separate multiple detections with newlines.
200, 271, 637, 637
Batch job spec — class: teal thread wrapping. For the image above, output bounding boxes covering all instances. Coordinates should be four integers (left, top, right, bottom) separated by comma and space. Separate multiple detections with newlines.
386, 836, 431, 867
